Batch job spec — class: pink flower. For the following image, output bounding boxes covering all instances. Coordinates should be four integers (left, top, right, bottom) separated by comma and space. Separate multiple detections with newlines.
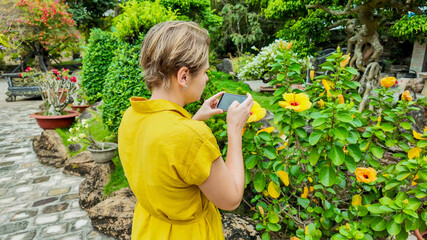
19, 73, 23, 77
56, 77, 60, 80
64, 76, 68, 80
70, 76, 76, 82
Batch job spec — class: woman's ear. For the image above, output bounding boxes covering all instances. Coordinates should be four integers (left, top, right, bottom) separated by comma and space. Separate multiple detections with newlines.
176, 66, 190, 89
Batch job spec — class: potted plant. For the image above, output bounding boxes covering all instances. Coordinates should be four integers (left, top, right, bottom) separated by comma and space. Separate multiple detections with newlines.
69, 83, 90, 113
22, 67, 79, 129
68, 112, 117, 164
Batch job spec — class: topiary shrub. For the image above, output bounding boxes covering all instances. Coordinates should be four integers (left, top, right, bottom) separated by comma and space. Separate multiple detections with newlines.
81, 29, 120, 101
101, 40, 151, 134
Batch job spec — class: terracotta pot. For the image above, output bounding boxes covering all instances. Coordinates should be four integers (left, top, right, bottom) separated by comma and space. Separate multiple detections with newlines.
87, 142, 118, 164
415, 229, 427, 240
30, 110, 79, 130
69, 104, 90, 113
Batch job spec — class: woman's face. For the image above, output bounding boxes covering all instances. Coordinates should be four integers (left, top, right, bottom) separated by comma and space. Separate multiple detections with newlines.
186, 61, 209, 104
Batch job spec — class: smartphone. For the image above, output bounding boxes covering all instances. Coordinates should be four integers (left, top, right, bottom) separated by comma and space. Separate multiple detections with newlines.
217, 93, 247, 111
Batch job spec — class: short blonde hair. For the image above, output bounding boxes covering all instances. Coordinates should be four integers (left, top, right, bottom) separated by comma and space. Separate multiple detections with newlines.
140, 21, 210, 90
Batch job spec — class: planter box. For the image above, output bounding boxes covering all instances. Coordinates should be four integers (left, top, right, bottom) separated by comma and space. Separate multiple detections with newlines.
3, 73, 41, 102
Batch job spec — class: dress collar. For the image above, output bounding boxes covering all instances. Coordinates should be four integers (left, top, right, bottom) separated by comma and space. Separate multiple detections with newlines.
130, 97, 192, 119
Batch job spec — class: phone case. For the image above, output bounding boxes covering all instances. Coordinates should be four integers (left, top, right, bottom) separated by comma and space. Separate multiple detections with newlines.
217, 93, 247, 111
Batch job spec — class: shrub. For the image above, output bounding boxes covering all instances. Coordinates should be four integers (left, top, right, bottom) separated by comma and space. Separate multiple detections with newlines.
101, 40, 151, 134
237, 39, 311, 82
81, 29, 120, 101
242, 47, 427, 240
113, 0, 177, 42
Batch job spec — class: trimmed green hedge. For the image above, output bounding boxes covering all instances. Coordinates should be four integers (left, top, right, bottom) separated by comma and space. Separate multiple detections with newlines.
81, 29, 120, 101
101, 40, 151, 134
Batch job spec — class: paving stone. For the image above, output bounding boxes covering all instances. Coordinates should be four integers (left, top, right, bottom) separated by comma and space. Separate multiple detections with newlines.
0, 161, 14, 167
54, 234, 83, 240
1, 203, 29, 214
19, 162, 37, 168
0, 165, 19, 172
11, 210, 38, 221
32, 197, 58, 207
0, 176, 13, 184
5, 230, 36, 240
9, 179, 31, 188
60, 193, 79, 202
15, 185, 33, 193
70, 201, 80, 209
0, 189, 7, 196
0, 196, 17, 205
0, 221, 28, 235
42, 203, 69, 214
41, 223, 68, 237
4, 153, 25, 158
32, 176, 50, 184
34, 214, 60, 225
63, 210, 87, 220
15, 168, 29, 174
0, 213, 9, 224
47, 187, 70, 196
73, 219, 90, 231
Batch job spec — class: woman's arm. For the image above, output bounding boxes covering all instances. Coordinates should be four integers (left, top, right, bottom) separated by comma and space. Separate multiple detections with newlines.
199, 94, 253, 211
192, 92, 224, 121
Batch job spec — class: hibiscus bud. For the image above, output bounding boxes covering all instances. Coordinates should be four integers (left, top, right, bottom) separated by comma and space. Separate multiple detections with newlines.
310, 70, 315, 80
338, 94, 344, 104
286, 42, 293, 50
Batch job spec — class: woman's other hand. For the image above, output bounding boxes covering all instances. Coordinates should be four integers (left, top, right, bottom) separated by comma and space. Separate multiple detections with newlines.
226, 93, 253, 135
192, 91, 225, 121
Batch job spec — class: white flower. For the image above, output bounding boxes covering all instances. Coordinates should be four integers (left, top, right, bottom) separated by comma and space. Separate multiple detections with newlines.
67, 138, 72, 142
82, 119, 87, 125
79, 133, 86, 139
75, 127, 80, 132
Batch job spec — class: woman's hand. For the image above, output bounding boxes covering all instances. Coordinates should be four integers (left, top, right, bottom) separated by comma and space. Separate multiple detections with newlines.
192, 91, 225, 121
226, 93, 253, 136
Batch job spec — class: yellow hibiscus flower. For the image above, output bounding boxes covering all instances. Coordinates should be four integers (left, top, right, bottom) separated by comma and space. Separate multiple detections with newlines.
355, 167, 377, 183
340, 54, 351, 67
401, 90, 412, 101
318, 99, 325, 108
408, 147, 422, 159
256, 126, 275, 135
290, 237, 300, 240
380, 76, 396, 88
247, 101, 266, 123
279, 93, 312, 112
413, 129, 427, 140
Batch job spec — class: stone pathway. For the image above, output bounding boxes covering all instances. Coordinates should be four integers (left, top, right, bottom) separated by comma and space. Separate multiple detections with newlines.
0, 78, 116, 240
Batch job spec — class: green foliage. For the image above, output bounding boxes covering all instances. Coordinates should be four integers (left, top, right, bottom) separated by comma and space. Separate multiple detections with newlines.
101, 40, 151, 134
104, 155, 129, 196
113, 0, 177, 42
81, 29, 121, 102
390, 15, 427, 43
243, 47, 427, 239
67, 0, 118, 38
82, 29, 119, 101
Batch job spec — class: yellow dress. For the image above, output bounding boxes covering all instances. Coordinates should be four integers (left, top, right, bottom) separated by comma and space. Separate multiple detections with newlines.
118, 97, 224, 240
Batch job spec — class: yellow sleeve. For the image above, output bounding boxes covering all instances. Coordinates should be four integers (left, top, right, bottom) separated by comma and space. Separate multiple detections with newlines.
181, 127, 221, 186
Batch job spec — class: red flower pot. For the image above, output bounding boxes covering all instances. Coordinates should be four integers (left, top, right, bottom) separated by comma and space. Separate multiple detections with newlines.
30, 110, 79, 129
69, 104, 90, 113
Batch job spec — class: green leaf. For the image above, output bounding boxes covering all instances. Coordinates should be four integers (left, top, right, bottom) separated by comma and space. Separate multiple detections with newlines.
319, 165, 336, 186
400, 122, 411, 130
269, 211, 280, 224
396, 230, 408, 240
371, 217, 387, 231
295, 128, 307, 138
387, 221, 401, 236
381, 123, 395, 131
347, 131, 359, 144
245, 155, 258, 169
348, 144, 362, 162
336, 113, 353, 123
298, 197, 310, 208
256, 223, 266, 231
309, 131, 323, 145
334, 127, 348, 140
258, 132, 272, 141
254, 172, 266, 192
393, 213, 405, 224
344, 155, 356, 172
329, 145, 345, 166
368, 204, 384, 214
312, 118, 328, 127
385, 180, 400, 190
370, 145, 384, 159
417, 140, 427, 148
263, 146, 277, 159
379, 197, 394, 205
262, 232, 270, 240
267, 222, 281, 232
345, 67, 358, 75
358, 206, 368, 217
309, 148, 320, 166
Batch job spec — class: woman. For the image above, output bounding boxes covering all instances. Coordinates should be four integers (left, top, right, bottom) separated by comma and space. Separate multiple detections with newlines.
118, 21, 253, 240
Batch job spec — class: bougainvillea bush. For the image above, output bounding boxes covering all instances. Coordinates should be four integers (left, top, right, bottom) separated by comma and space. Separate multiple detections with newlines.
242, 45, 426, 240
1, 0, 80, 68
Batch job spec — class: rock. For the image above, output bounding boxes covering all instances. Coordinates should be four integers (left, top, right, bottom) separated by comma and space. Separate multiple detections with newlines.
222, 213, 260, 240
408, 104, 427, 134
63, 151, 94, 177
68, 143, 82, 152
79, 162, 114, 209
217, 58, 235, 75
259, 110, 274, 128
87, 188, 136, 240
32, 130, 69, 168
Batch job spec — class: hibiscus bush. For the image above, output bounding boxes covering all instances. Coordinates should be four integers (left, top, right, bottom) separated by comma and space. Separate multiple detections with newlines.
241, 46, 427, 240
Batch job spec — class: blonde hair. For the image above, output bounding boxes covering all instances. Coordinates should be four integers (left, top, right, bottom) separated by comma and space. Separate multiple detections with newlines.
140, 21, 210, 90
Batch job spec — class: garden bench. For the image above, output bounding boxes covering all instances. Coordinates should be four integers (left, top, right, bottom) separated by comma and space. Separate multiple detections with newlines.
3, 73, 41, 102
